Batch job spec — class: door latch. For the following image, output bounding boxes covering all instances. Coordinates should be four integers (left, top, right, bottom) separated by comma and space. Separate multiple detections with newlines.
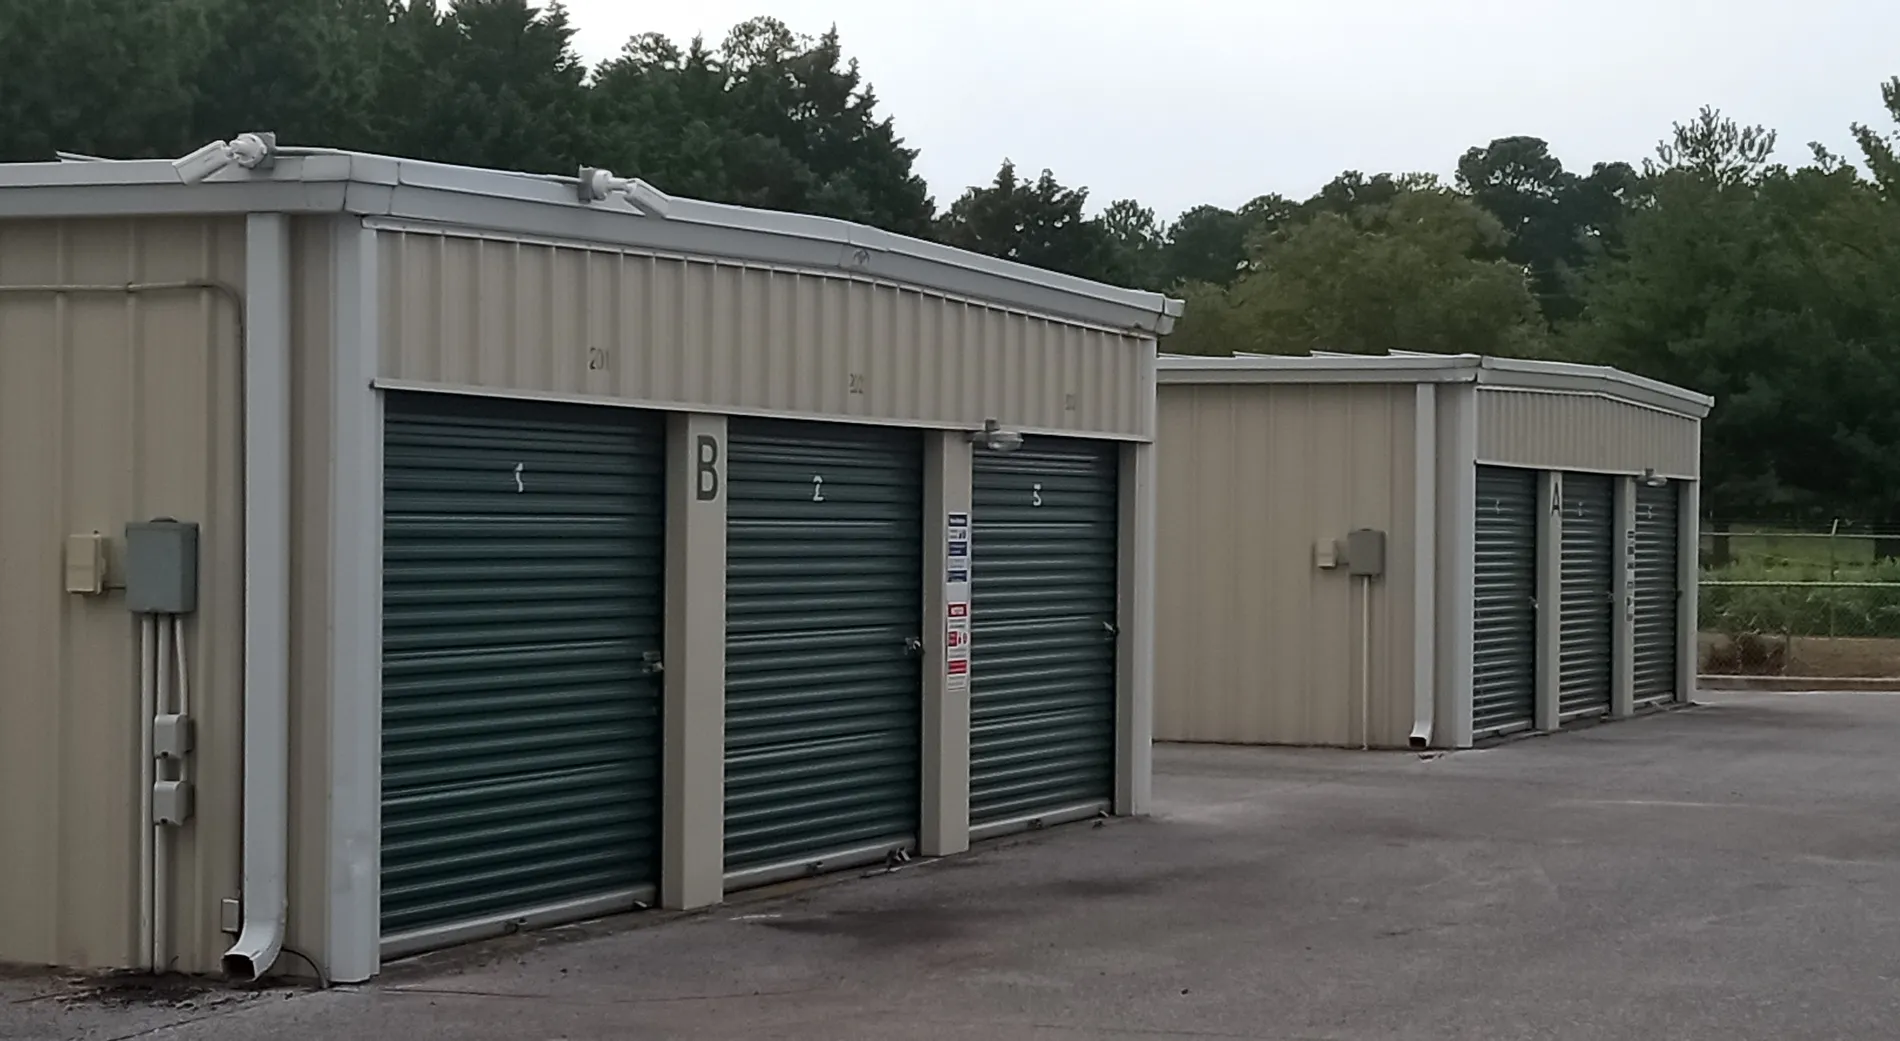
642, 650, 664, 675
903, 636, 924, 657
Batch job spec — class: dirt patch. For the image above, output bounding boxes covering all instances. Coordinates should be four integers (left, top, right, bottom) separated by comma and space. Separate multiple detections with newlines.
1700, 632, 1900, 678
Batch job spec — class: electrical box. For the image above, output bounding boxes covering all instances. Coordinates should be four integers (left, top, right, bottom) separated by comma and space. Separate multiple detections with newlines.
1346, 528, 1387, 578
64, 532, 108, 595
153, 714, 195, 760
124, 520, 199, 614
153, 779, 194, 825
1315, 538, 1340, 570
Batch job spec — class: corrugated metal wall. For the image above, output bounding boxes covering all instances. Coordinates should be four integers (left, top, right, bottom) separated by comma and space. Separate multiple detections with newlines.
287, 218, 337, 968
1479, 388, 1699, 478
1153, 383, 1418, 747
376, 229, 1153, 440
0, 217, 245, 971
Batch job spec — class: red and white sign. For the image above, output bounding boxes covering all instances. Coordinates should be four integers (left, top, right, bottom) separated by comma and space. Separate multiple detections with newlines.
947, 659, 970, 677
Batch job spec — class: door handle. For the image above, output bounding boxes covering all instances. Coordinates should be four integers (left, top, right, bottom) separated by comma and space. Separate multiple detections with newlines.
903, 636, 923, 657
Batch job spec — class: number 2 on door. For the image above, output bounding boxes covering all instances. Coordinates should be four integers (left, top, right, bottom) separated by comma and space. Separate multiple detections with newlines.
811, 474, 826, 502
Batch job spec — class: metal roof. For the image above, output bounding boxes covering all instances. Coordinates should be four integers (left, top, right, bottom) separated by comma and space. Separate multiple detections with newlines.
0, 142, 1183, 336
1157, 351, 1714, 419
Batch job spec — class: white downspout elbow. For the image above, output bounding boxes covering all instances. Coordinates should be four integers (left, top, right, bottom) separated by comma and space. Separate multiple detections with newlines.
223, 213, 293, 982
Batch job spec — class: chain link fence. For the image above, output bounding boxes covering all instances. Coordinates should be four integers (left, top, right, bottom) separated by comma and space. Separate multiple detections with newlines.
1701, 525, 1900, 677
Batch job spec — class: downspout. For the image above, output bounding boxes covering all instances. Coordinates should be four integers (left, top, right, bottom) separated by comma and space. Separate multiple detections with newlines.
223, 213, 293, 982
1409, 383, 1438, 748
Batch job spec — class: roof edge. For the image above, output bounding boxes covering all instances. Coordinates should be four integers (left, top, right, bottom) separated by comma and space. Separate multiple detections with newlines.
1156, 351, 1713, 419
0, 148, 1182, 336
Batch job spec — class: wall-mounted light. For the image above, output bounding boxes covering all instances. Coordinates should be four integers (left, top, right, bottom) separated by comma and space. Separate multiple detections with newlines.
172, 133, 276, 185
968, 419, 1024, 453
1640, 468, 1669, 488
577, 166, 672, 217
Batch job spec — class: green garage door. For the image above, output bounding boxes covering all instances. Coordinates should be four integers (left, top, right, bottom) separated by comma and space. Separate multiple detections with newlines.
724, 420, 924, 881
1633, 482, 1681, 708
381, 394, 664, 940
1559, 474, 1616, 724
1474, 467, 1538, 738
969, 438, 1118, 831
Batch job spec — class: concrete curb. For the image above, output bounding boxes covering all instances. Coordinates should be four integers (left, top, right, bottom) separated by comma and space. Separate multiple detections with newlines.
1699, 675, 1900, 693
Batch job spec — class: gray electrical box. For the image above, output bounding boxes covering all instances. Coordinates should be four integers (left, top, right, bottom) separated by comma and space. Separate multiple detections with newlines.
1346, 528, 1387, 578
124, 520, 199, 614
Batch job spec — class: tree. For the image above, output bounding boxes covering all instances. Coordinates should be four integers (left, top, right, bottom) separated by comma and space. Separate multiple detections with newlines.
935, 161, 1121, 283
1097, 198, 1164, 288
589, 18, 934, 235
1167, 187, 1546, 357
1566, 104, 1900, 525
1456, 137, 1642, 324
0, 0, 212, 161
375, 0, 594, 174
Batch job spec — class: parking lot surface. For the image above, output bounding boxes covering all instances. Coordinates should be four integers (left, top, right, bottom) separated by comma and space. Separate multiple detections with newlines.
11, 690, 1900, 1040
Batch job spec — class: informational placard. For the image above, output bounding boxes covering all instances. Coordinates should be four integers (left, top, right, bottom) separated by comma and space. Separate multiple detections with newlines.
945, 511, 972, 694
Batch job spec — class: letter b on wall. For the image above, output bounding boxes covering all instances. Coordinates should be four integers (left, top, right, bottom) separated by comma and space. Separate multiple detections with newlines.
695, 434, 721, 502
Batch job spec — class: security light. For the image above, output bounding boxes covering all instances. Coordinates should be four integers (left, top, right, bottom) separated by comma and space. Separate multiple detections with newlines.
1640, 468, 1669, 488
969, 419, 1024, 453
172, 133, 276, 185
577, 166, 671, 217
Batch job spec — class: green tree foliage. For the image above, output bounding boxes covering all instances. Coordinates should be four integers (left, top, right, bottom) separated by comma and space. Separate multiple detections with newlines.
0, 0, 212, 161
589, 18, 934, 234
1456, 137, 1641, 323
1166, 187, 1546, 357
1566, 105, 1900, 524
935, 161, 1122, 282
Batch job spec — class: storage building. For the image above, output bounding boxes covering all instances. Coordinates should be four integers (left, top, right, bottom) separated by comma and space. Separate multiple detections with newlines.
0, 138, 1176, 982
1152, 352, 1710, 750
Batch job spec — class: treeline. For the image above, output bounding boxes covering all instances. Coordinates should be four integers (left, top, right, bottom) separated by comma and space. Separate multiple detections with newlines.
4, 1, 1899, 527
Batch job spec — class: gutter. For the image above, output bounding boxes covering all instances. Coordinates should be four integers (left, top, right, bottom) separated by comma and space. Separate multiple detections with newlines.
221, 214, 293, 982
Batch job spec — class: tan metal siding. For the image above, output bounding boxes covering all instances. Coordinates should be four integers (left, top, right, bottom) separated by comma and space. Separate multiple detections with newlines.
286, 218, 336, 968
1154, 383, 1419, 748
1478, 388, 1700, 478
377, 230, 1153, 439
0, 217, 244, 971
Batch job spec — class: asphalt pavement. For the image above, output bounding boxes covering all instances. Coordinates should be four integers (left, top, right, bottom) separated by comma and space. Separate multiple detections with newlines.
10, 689, 1900, 1041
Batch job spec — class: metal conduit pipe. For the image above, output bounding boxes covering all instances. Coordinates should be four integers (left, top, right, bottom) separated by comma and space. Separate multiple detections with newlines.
0, 276, 272, 978
138, 617, 157, 971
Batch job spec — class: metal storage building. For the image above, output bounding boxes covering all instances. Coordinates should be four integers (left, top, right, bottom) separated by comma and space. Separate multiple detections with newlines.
1152, 351, 1709, 750
0, 138, 1176, 983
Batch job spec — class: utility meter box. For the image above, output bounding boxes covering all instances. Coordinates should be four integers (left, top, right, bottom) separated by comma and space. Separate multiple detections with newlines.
124, 520, 200, 614
1346, 528, 1387, 579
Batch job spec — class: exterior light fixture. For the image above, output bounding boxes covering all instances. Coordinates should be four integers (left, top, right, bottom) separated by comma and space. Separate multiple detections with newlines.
172, 133, 276, 185
1640, 468, 1668, 488
968, 419, 1024, 453
577, 166, 671, 217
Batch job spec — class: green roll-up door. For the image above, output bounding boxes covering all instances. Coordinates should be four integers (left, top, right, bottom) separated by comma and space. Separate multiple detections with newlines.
1558, 474, 1615, 724
381, 394, 664, 940
1474, 467, 1538, 738
969, 438, 1118, 830
1633, 482, 1681, 707
724, 419, 924, 880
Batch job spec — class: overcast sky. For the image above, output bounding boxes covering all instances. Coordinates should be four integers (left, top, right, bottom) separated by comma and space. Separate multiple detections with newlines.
562, 1, 1900, 220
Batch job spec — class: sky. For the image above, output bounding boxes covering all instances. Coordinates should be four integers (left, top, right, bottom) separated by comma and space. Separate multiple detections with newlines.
561, 1, 1900, 220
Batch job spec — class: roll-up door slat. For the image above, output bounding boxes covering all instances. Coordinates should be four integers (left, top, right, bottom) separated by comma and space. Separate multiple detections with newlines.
381, 394, 663, 939
1633, 483, 1681, 706
1559, 474, 1616, 723
724, 420, 924, 877
970, 439, 1119, 828
1474, 467, 1538, 737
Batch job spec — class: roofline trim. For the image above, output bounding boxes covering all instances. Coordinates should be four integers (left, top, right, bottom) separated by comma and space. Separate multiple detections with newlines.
1156, 352, 1713, 419
0, 149, 1182, 336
